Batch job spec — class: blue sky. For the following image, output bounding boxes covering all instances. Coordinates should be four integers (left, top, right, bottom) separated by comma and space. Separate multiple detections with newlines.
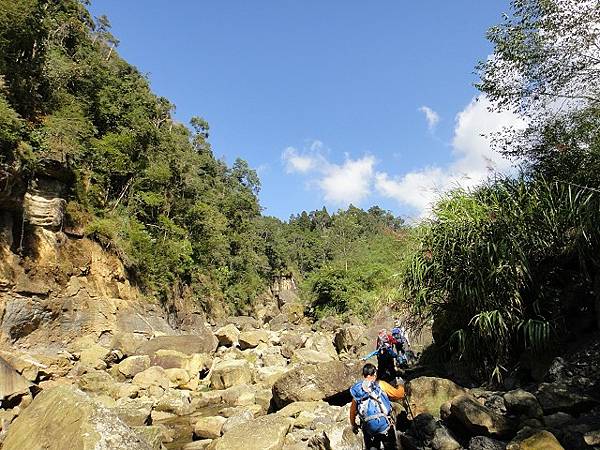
89, 1, 520, 221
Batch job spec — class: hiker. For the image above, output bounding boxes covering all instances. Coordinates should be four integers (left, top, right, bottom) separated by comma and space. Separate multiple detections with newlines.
350, 363, 404, 450
391, 323, 410, 365
362, 329, 404, 382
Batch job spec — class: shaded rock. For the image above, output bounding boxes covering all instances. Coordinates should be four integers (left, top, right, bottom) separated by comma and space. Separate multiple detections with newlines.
133, 366, 170, 389
431, 425, 462, 450
269, 314, 291, 332
272, 361, 361, 409
194, 416, 227, 439
209, 414, 292, 450
210, 359, 252, 390
226, 316, 260, 331
506, 428, 564, 450
137, 334, 217, 357
2, 385, 151, 450
449, 394, 514, 438
410, 412, 438, 440
334, 325, 366, 353
468, 436, 507, 450
238, 330, 269, 349
308, 422, 363, 450
535, 383, 598, 414
406, 377, 468, 418
504, 389, 542, 419
118, 355, 151, 378
215, 324, 240, 347
279, 331, 306, 351
543, 412, 573, 428
0, 357, 31, 402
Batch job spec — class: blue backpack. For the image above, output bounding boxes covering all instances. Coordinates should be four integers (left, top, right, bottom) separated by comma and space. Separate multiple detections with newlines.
350, 380, 392, 434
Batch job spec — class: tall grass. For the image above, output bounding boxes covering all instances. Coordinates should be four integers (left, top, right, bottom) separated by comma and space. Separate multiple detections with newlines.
402, 177, 600, 382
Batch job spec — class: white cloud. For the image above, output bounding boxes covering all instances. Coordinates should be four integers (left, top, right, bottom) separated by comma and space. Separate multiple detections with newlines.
376, 96, 527, 218
319, 156, 375, 205
419, 106, 440, 131
281, 142, 375, 206
282, 146, 317, 173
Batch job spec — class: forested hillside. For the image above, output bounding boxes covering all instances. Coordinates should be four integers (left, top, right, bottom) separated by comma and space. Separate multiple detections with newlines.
0, 0, 406, 317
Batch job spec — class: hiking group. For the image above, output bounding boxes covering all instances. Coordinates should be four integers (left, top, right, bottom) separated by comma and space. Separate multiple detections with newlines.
349, 323, 412, 450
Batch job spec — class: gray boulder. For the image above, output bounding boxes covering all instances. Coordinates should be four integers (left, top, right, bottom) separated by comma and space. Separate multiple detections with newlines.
448, 394, 514, 438
272, 361, 361, 409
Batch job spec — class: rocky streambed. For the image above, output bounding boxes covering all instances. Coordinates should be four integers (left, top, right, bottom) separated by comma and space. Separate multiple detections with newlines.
1, 303, 599, 450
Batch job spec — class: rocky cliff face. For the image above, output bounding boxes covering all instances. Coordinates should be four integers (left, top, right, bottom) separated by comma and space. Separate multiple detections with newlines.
0, 159, 217, 351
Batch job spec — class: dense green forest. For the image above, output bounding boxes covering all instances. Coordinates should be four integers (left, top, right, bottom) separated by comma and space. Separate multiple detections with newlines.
2, 0, 599, 383
0, 0, 406, 317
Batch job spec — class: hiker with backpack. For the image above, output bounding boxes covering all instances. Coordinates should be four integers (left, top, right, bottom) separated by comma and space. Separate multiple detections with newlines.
391, 323, 410, 365
350, 363, 405, 450
361, 329, 405, 383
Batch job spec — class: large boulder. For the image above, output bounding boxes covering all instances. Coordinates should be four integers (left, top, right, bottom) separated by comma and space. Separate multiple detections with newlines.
132, 366, 170, 389
503, 389, 543, 419
406, 377, 468, 418
291, 348, 334, 364
238, 330, 269, 349
209, 414, 292, 450
117, 355, 151, 378
226, 316, 261, 331
210, 359, 253, 389
154, 388, 193, 416
194, 416, 227, 439
303, 332, 338, 360
78, 344, 111, 369
448, 394, 514, 438
215, 324, 240, 347
506, 428, 564, 450
137, 334, 217, 356
2, 385, 152, 450
535, 383, 598, 414
272, 360, 360, 408
0, 357, 31, 402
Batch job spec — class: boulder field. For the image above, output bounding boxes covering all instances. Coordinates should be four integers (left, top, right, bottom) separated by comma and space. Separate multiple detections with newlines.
1, 302, 600, 450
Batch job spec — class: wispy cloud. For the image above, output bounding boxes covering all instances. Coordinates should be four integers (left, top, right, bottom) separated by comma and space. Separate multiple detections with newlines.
418, 105, 440, 131
377, 96, 527, 217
